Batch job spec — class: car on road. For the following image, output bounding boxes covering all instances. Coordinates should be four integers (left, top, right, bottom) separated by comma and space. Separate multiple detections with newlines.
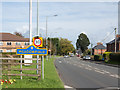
83, 55, 91, 60
70, 54, 74, 57
64, 55, 69, 58
77, 54, 80, 57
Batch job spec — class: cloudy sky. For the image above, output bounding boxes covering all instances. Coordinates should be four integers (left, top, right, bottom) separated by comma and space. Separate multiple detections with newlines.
1, 0, 119, 48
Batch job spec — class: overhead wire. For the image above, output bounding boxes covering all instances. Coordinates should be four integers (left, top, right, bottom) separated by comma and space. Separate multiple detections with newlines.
100, 29, 115, 43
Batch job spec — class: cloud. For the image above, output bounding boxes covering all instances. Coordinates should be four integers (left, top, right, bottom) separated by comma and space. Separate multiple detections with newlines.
2, 2, 118, 48
16, 25, 29, 34
23, 27, 46, 38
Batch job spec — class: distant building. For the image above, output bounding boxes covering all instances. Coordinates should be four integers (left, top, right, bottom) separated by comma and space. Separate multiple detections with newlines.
106, 35, 120, 52
0, 33, 29, 52
93, 42, 106, 55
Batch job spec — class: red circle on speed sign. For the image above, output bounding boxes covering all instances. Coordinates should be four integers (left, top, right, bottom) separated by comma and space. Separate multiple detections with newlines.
33, 38, 42, 47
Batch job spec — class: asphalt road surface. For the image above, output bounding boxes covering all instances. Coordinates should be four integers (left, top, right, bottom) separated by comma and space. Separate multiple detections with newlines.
54, 57, 119, 89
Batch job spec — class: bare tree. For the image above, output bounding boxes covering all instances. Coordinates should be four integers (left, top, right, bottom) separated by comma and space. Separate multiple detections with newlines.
14, 32, 24, 37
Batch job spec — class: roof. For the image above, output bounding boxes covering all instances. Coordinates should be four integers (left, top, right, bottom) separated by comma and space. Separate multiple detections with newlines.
0, 33, 29, 42
93, 44, 106, 49
106, 37, 120, 44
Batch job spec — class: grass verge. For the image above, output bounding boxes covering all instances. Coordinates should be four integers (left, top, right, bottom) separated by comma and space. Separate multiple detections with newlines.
2, 56, 64, 88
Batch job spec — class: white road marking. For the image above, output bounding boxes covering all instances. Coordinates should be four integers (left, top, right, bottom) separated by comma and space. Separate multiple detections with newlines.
85, 67, 92, 70
63, 58, 120, 79
94, 70, 105, 74
110, 74, 120, 78
59, 61, 62, 63
64, 85, 73, 88
103, 71, 110, 74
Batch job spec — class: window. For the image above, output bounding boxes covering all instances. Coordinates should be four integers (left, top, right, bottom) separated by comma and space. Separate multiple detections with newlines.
16, 42, 20, 45
0, 42, 3, 46
0, 50, 3, 52
6, 49, 12, 52
7, 42, 12, 45
25, 42, 29, 46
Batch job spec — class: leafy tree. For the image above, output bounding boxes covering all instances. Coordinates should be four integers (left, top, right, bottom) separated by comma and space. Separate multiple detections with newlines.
60, 38, 75, 55
76, 33, 90, 53
47, 37, 75, 55
48, 37, 60, 55
85, 49, 91, 55
14, 32, 24, 37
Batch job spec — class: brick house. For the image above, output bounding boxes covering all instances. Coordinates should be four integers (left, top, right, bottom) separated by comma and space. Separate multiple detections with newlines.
0, 33, 29, 52
106, 35, 120, 52
93, 42, 106, 55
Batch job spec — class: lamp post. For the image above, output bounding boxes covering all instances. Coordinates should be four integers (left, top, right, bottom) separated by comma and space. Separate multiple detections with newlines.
46, 15, 58, 61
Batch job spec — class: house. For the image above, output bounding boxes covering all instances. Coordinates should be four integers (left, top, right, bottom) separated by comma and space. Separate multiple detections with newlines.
0, 33, 29, 52
93, 42, 106, 55
106, 35, 120, 52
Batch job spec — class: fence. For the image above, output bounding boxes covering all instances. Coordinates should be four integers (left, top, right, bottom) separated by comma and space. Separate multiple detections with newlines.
0, 57, 41, 80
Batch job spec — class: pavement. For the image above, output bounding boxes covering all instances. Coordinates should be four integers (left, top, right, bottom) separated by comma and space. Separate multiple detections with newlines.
54, 56, 119, 90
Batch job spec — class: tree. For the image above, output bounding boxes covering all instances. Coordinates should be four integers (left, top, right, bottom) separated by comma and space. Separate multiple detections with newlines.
76, 33, 90, 53
60, 38, 75, 55
14, 32, 24, 37
47, 37, 60, 55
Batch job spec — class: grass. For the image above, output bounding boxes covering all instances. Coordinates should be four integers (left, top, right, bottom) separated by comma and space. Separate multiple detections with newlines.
1, 56, 64, 88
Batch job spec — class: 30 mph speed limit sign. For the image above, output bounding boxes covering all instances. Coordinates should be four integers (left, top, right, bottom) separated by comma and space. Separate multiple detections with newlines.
33, 37, 43, 47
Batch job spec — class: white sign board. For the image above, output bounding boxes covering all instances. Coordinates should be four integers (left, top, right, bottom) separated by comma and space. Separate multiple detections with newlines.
24, 55, 32, 66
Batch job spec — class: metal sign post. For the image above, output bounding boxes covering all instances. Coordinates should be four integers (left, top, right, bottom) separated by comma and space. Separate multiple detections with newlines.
42, 55, 44, 79
36, 52, 39, 74
20, 55, 22, 79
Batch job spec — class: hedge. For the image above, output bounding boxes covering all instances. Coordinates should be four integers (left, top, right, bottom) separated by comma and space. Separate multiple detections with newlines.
103, 52, 111, 61
109, 52, 120, 62
94, 55, 102, 60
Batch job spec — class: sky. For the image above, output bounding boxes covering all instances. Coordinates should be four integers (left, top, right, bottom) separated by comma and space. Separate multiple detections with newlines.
1, 1, 119, 48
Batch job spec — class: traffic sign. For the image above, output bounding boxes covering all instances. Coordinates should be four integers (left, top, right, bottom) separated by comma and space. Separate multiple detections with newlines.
33, 37, 43, 47
16, 45, 48, 55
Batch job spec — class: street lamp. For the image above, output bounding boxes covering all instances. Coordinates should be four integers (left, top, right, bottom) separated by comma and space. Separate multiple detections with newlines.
46, 15, 58, 61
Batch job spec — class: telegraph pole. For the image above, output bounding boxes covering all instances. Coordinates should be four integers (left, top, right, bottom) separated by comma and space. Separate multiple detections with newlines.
115, 28, 117, 53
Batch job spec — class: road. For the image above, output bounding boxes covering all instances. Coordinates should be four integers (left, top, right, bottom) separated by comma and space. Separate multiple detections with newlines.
54, 57, 119, 89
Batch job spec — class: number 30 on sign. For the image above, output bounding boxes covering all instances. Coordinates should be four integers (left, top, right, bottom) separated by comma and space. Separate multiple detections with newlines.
33, 37, 43, 47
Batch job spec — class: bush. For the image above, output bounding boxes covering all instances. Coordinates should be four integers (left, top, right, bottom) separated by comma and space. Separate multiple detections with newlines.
90, 55, 94, 60
103, 52, 111, 61
109, 52, 120, 63
94, 55, 102, 60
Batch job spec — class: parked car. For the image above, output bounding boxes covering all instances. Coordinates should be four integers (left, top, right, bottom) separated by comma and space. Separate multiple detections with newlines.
70, 54, 74, 57
83, 55, 91, 60
77, 54, 80, 57
64, 55, 69, 58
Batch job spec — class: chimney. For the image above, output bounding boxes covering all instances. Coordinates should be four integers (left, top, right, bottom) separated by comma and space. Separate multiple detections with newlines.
97, 42, 103, 45
116, 34, 120, 38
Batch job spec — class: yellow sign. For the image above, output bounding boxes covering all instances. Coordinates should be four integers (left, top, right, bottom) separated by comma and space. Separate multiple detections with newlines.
33, 37, 43, 47
16, 45, 48, 55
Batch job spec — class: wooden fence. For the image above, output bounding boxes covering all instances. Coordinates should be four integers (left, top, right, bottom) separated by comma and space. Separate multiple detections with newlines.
0, 58, 41, 80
